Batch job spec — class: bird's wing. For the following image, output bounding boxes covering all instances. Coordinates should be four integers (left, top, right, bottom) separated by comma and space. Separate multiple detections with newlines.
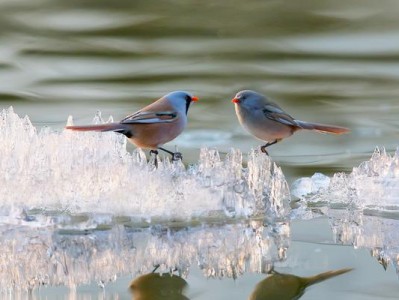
262, 103, 299, 127
121, 111, 178, 124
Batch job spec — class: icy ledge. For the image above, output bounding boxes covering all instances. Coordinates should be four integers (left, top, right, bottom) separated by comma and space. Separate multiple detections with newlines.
0, 107, 290, 222
291, 148, 399, 274
292, 148, 399, 211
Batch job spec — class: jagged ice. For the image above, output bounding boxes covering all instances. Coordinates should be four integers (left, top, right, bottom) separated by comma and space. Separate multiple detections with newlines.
0, 107, 291, 222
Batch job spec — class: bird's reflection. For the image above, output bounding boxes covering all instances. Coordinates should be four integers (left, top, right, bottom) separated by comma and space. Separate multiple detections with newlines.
248, 267, 352, 300
129, 266, 189, 300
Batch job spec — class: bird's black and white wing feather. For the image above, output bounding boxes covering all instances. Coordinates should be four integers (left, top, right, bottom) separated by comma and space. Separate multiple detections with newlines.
120, 111, 179, 124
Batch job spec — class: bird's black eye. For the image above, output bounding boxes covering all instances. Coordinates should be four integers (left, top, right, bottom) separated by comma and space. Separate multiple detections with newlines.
185, 95, 192, 102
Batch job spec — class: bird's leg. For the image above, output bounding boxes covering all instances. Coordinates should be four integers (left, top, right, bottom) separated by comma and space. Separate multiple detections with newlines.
149, 149, 159, 167
158, 147, 183, 162
260, 140, 278, 155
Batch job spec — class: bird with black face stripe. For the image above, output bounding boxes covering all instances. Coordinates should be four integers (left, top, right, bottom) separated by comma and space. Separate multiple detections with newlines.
66, 91, 198, 161
232, 90, 349, 154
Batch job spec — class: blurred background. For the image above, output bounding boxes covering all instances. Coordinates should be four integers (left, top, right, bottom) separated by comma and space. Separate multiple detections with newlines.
1, 0, 399, 182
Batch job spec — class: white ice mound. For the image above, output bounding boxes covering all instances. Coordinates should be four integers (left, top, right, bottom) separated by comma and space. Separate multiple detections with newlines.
292, 148, 399, 211
0, 107, 290, 221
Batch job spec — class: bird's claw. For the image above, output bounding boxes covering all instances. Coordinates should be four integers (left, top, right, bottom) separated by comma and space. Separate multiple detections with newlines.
260, 146, 269, 156
172, 152, 183, 161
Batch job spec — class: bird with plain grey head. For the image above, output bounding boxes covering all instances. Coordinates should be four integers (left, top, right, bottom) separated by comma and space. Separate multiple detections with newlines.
232, 90, 349, 154
66, 91, 199, 161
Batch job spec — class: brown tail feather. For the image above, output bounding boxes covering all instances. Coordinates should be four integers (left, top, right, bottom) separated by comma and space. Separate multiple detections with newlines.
295, 120, 349, 135
304, 268, 353, 287
65, 123, 125, 132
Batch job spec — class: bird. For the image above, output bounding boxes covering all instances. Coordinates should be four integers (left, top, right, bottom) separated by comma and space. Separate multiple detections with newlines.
66, 91, 198, 161
232, 90, 349, 154
248, 268, 353, 300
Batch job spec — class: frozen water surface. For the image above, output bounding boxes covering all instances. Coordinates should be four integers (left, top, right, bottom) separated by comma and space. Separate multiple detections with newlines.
0, 107, 290, 291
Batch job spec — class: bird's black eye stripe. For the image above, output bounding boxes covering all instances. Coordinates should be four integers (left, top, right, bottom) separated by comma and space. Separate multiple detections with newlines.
184, 95, 192, 114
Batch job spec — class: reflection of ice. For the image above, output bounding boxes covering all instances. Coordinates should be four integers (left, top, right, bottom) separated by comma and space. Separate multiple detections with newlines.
0, 220, 290, 292
329, 209, 399, 274
291, 148, 399, 274
0, 107, 290, 221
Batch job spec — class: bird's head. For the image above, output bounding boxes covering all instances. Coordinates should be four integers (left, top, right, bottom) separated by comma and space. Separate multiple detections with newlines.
166, 91, 199, 114
231, 90, 265, 110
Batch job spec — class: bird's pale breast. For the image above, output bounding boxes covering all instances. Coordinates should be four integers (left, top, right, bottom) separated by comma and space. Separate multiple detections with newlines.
236, 106, 294, 142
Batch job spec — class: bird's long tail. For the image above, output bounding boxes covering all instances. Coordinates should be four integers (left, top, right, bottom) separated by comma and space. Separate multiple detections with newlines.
303, 268, 353, 287
66, 123, 127, 133
295, 120, 349, 134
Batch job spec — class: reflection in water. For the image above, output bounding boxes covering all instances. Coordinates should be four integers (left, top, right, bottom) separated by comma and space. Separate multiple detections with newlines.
0, 219, 290, 292
130, 268, 189, 300
248, 268, 352, 300
330, 209, 399, 274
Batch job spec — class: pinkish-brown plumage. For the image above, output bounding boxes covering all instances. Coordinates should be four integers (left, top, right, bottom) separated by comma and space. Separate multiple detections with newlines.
66, 91, 198, 152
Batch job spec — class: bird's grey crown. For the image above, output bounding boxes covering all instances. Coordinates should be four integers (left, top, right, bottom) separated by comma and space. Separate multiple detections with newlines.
235, 90, 264, 101
166, 90, 195, 115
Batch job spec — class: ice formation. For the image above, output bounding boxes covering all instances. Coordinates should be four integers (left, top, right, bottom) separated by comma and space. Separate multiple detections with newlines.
0, 107, 291, 292
291, 148, 399, 274
3, 106, 399, 291
0, 107, 291, 221
292, 148, 399, 210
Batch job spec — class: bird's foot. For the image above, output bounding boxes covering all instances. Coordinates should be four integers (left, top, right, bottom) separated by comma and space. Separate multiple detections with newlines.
158, 147, 183, 162
260, 140, 278, 156
260, 145, 269, 155
172, 152, 183, 162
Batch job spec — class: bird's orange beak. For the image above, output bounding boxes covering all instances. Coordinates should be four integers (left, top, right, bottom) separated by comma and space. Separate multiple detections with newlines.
192, 96, 199, 102
231, 98, 240, 104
